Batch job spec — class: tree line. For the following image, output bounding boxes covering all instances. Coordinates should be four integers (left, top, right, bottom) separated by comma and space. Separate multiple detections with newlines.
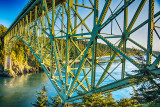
32, 50, 160, 107
0, 24, 139, 75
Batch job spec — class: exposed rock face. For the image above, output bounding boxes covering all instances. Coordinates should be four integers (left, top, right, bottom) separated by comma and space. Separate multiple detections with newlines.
0, 63, 43, 77
0, 64, 4, 72
0, 69, 16, 77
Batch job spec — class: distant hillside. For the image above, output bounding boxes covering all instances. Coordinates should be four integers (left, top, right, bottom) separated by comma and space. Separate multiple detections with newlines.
153, 51, 160, 55
75, 40, 160, 57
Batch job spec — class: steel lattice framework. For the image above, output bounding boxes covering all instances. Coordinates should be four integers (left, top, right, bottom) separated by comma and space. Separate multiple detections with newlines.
3, 0, 160, 103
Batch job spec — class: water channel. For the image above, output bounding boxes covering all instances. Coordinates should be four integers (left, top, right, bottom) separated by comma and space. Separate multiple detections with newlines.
0, 57, 138, 107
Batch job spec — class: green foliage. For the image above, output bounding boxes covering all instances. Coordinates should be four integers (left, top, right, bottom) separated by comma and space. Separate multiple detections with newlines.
81, 92, 117, 107
32, 86, 50, 107
57, 39, 113, 59
0, 63, 4, 72
117, 98, 138, 107
0, 24, 7, 37
128, 49, 160, 104
4, 69, 16, 77
0, 23, 138, 75
5, 69, 15, 75
50, 94, 62, 107
33, 86, 145, 107
10, 38, 40, 74
0, 24, 7, 65
0, 24, 41, 74
50, 92, 118, 107
11, 39, 29, 73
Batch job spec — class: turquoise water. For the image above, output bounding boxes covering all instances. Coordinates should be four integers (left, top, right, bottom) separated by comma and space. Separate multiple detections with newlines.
0, 72, 56, 107
0, 57, 139, 107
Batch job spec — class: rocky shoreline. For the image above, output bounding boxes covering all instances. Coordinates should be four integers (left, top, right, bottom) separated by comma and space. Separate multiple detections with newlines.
0, 66, 43, 77
0, 55, 112, 78
0, 72, 16, 77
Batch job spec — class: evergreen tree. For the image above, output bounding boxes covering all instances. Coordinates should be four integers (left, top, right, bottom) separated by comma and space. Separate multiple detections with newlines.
81, 92, 117, 106
32, 86, 50, 107
32, 86, 143, 107
0, 24, 7, 65
117, 98, 138, 107
50, 94, 62, 107
128, 49, 160, 104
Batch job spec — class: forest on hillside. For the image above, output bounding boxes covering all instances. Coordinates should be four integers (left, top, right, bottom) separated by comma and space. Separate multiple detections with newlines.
0, 24, 160, 76
0, 24, 160, 106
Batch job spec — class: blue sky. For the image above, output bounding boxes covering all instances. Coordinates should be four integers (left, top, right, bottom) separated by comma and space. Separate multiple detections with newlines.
0, 0, 160, 51
0, 0, 29, 27
0, 0, 159, 28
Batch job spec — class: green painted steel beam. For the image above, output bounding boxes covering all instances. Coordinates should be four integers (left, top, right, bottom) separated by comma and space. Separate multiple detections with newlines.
150, 54, 160, 69
126, 0, 147, 32
96, 0, 147, 88
65, 0, 72, 97
4, 0, 160, 104
97, 34, 142, 69
3, 0, 41, 38
9, 36, 65, 100
91, 0, 99, 90
154, 28, 160, 39
127, 37, 158, 58
147, 0, 154, 65
71, 6, 92, 33
122, 0, 128, 79
97, 0, 112, 26
67, 36, 95, 97
129, 11, 160, 35
44, 0, 65, 93
99, 0, 135, 31
66, 68, 160, 102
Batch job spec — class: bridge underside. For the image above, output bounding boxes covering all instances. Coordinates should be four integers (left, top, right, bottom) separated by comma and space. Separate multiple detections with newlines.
3, 0, 160, 102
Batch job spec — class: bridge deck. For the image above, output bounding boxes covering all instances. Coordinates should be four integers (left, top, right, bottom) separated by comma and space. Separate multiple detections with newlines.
4, 0, 65, 37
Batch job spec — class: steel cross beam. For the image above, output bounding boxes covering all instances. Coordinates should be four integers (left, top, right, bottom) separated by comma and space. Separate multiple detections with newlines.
3, 0, 160, 103
66, 68, 160, 102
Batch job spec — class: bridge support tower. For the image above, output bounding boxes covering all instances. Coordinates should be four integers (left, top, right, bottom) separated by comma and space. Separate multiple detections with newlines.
4, 55, 12, 71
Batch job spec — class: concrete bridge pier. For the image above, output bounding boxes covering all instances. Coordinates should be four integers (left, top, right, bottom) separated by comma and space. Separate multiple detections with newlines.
4, 55, 12, 71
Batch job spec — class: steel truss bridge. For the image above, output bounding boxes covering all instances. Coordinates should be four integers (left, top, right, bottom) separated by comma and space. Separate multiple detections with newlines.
3, 0, 160, 103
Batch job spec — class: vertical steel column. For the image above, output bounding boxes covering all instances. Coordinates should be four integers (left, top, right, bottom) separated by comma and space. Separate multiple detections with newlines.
73, 0, 78, 75
51, 0, 56, 78
41, 6, 44, 63
43, 0, 64, 94
61, 5, 64, 61
20, 21, 22, 36
91, 0, 99, 90
26, 15, 28, 43
29, 11, 32, 45
35, 5, 38, 53
22, 18, 24, 36
38, 18, 41, 59
74, 0, 78, 34
122, 0, 128, 79
40, 16, 43, 61
42, 8, 45, 47
15, 25, 17, 36
18, 23, 19, 36
147, 0, 154, 65
65, 0, 72, 95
